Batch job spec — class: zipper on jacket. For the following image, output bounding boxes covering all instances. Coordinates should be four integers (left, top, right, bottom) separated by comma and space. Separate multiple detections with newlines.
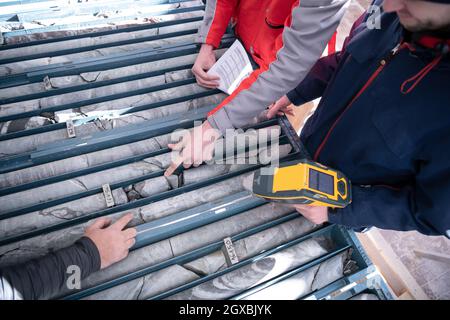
312, 43, 403, 161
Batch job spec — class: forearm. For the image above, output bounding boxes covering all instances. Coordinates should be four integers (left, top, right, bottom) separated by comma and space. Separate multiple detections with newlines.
0, 237, 100, 300
207, 0, 350, 134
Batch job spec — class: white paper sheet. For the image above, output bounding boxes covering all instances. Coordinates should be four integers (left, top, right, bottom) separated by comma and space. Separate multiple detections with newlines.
207, 40, 253, 95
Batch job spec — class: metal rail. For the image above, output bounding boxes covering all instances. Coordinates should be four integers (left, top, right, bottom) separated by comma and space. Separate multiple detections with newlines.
149, 224, 336, 300
0, 28, 200, 65
0, 1, 195, 20
132, 191, 266, 249
0, 64, 194, 106
0, 134, 289, 220
230, 246, 351, 300
302, 265, 393, 300
0, 151, 300, 247
0, 117, 279, 196
0, 105, 212, 173
62, 211, 301, 300
0, 77, 197, 122
0, 77, 200, 123
1, 4, 205, 38
0, 35, 234, 89
0, 90, 220, 142
0, 149, 168, 197
0, 0, 190, 8
0, 0, 54, 7
0, 16, 203, 51
0, 10, 393, 300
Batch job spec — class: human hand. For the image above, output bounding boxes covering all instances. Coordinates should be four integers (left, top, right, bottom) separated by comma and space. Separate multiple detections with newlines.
192, 44, 220, 88
267, 95, 295, 119
164, 120, 221, 176
84, 213, 137, 269
293, 204, 329, 225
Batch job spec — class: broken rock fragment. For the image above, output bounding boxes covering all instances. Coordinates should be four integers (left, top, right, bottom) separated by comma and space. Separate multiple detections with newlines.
167, 236, 334, 300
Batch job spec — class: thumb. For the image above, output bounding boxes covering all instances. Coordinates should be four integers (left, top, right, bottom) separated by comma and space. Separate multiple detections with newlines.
280, 95, 290, 105
267, 102, 281, 119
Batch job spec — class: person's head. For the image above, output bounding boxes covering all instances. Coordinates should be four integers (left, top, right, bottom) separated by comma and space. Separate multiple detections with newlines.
383, 0, 450, 32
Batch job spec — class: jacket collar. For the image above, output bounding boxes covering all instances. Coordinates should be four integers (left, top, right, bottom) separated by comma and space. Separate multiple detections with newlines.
345, 12, 402, 63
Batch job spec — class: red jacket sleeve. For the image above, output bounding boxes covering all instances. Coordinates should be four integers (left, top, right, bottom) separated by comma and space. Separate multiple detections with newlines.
196, 0, 239, 48
286, 13, 365, 106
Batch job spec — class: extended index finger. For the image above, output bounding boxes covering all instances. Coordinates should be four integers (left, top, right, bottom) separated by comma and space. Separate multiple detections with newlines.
267, 106, 278, 119
164, 155, 184, 177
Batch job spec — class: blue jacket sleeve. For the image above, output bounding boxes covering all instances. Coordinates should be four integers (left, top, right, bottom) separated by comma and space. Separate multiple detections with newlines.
329, 142, 450, 237
286, 53, 342, 106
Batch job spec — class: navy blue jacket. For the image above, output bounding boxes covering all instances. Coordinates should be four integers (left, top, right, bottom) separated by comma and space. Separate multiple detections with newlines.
287, 5, 450, 237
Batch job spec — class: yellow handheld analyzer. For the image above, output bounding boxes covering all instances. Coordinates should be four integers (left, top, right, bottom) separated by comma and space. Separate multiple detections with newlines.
250, 159, 352, 208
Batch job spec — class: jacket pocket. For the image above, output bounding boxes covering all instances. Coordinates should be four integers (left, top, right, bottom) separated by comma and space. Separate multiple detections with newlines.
371, 101, 415, 159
